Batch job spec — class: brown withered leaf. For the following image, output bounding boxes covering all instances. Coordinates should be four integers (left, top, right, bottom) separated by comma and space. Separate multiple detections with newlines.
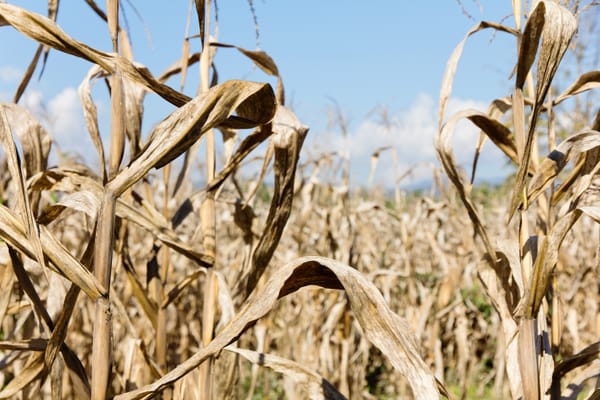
522, 209, 581, 318
37, 190, 100, 225
438, 21, 518, 130
122, 246, 158, 328
554, 70, 600, 105
108, 80, 276, 196
553, 341, 600, 379
509, 1, 577, 218
13, 45, 43, 103
5, 247, 90, 399
0, 203, 106, 300
114, 257, 440, 400
0, 104, 48, 295
527, 130, 600, 207
30, 166, 212, 266
0, 352, 45, 399
205, 124, 273, 193
0, 4, 189, 106
435, 109, 499, 259
211, 42, 285, 104
78, 66, 107, 181
1, 103, 51, 179
244, 106, 308, 297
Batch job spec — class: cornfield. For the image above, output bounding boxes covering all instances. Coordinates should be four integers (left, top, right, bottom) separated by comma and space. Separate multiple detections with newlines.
0, 1, 599, 399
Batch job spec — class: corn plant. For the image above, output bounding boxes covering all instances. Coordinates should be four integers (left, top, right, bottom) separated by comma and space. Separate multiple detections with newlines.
437, 1, 600, 399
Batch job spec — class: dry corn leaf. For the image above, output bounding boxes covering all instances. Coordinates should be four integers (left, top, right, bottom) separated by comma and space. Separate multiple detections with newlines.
0, 203, 106, 300
527, 130, 600, 207
471, 98, 520, 182
521, 161, 600, 317
42, 285, 90, 400
194, 0, 206, 47
108, 66, 126, 179
477, 247, 522, 399
436, 109, 497, 259
5, 247, 90, 399
244, 106, 308, 297
509, 1, 577, 217
122, 246, 158, 327
29, 165, 102, 194
0, 105, 48, 292
225, 346, 347, 400
7, 245, 54, 330
0, 339, 47, 351
158, 52, 201, 84
121, 70, 145, 160
83, 0, 107, 21
1, 103, 51, 179
551, 157, 585, 204
0, 266, 14, 330
38, 190, 100, 225
550, 110, 600, 203
522, 209, 581, 318
0, 352, 45, 399
12, 0, 58, 102
211, 42, 285, 104
78, 66, 107, 181
578, 205, 600, 224
205, 124, 272, 193
40, 0, 59, 74
0, 3, 190, 106
109, 80, 276, 196
117, 195, 212, 266
471, 111, 519, 165
438, 21, 518, 129
161, 269, 205, 309
30, 167, 212, 266
554, 70, 600, 105
114, 256, 440, 400
553, 341, 600, 380
13, 44, 43, 103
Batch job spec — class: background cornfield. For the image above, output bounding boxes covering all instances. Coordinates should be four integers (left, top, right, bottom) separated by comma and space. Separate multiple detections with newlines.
0, 1, 599, 399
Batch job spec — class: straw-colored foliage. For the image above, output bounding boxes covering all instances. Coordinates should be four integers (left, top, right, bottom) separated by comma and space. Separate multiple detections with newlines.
0, 1, 598, 399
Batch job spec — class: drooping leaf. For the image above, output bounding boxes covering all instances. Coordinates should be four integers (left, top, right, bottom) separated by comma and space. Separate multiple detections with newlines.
509, 1, 577, 218
211, 42, 285, 104
114, 257, 441, 400
526, 130, 600, 207
438, 21, 518, 130
109, 80, 276, 196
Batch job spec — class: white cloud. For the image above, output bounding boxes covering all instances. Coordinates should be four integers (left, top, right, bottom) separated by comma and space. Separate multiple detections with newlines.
18, 87, 97, 163
48, 88, 82, 139
21, 89, 45, 115
47, 87, 97, 160
0, 66, 22, 83
316, 93, 512, 187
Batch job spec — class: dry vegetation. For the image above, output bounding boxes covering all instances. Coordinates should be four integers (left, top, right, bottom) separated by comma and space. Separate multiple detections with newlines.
0, 1, 599, 399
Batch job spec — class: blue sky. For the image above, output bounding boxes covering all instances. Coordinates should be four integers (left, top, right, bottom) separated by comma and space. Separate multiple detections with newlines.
0, 1, 527, 186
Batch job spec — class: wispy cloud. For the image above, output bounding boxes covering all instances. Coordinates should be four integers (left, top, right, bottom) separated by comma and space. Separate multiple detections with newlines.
18, 87, 98, 163
0, 66, 22, 83
310, 93, 512, 187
